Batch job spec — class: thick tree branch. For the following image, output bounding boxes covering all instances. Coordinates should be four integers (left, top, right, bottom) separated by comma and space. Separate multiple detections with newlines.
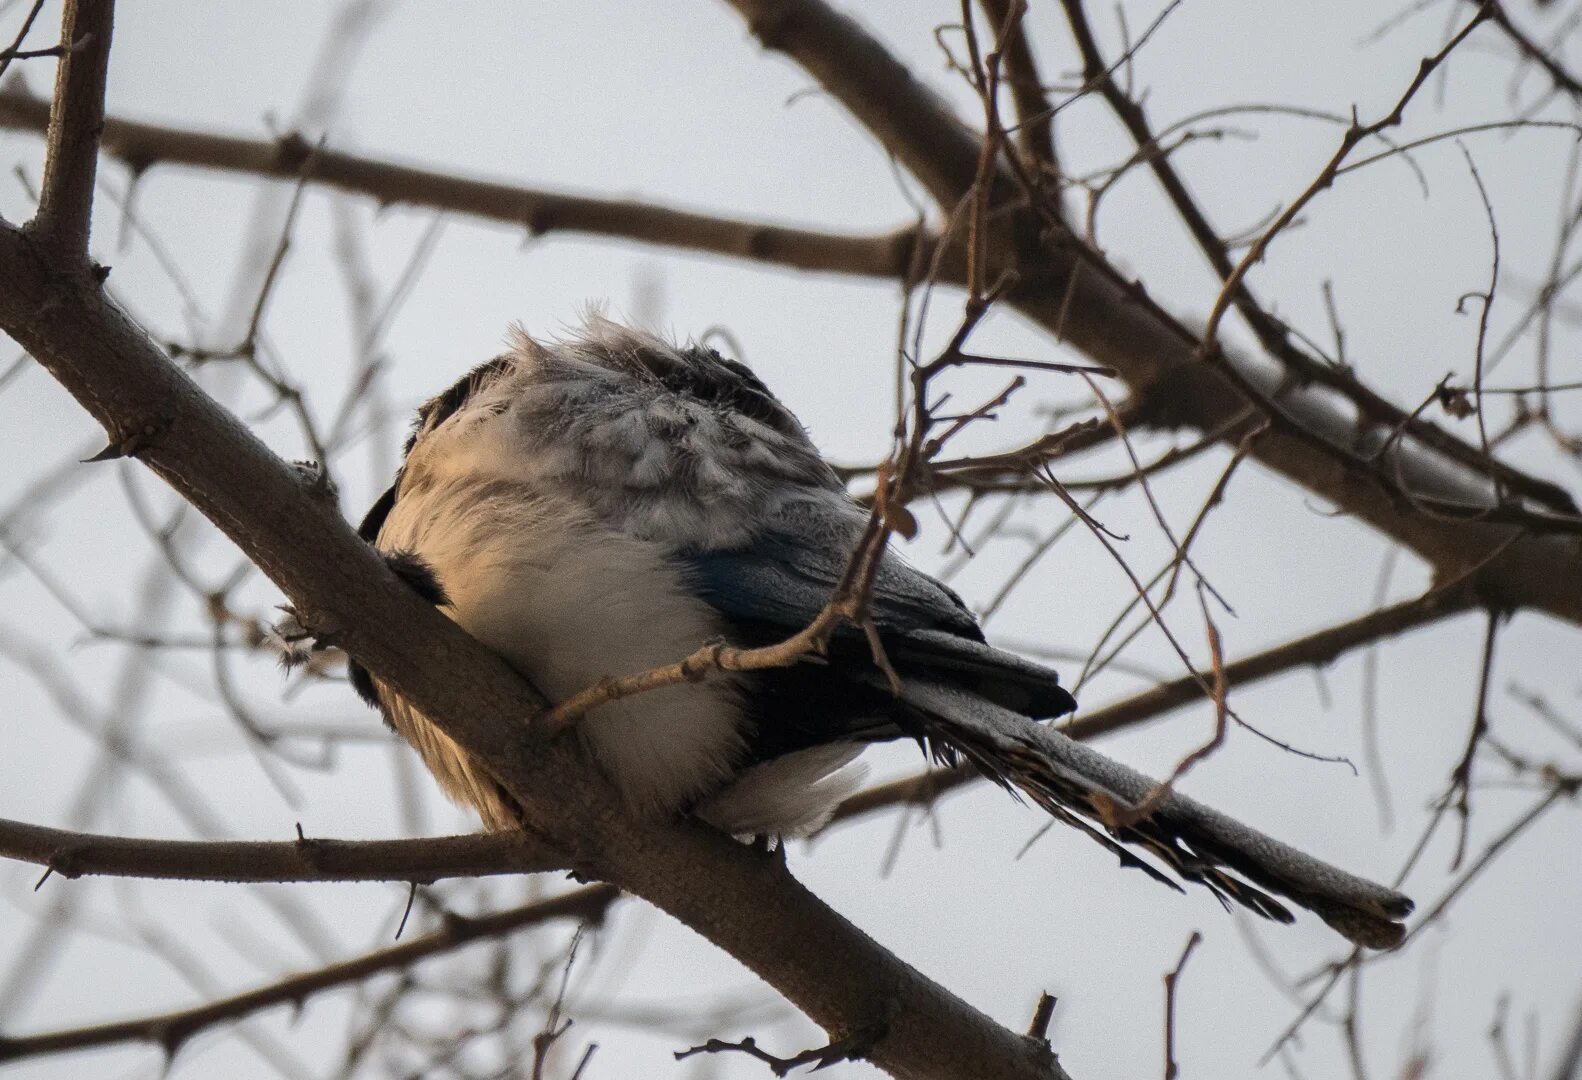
0, 575, 1475, 892
27, 0, 112, 256
0, 821, 562, 884
0, 203, 1418, 1068
0, 78, 937, 281
0, 885, 621, 1065
0, 579, 1484, 1066
1, 4, 1566, 1070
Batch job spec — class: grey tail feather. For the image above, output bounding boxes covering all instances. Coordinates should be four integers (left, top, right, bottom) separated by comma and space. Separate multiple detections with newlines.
884, 676, 1413, 949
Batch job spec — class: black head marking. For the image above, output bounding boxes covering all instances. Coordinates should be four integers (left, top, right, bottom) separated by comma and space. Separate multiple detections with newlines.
631, 343, 803, 439
361, 354, 513, 551
405, 354, 516, 457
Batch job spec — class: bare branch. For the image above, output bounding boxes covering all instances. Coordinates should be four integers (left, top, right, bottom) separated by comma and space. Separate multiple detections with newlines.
0, 2, 49, 85
5, 8, 1577, 633
1549, 992, 1582, 1080
28, 0, 113, 257
0, 78, 939, 281
0, 819, 563, 884
1162, 932, 1202, 1080
725, 0, 987, 207
1446, 610, 1502, 869
1203, 4, 1495, 346
976, 0, 1059, 181
1482, 0, 1582, 102
1058, 0, 1571, 520
675, 1024, 885, 1077
0, 885, 619, 1066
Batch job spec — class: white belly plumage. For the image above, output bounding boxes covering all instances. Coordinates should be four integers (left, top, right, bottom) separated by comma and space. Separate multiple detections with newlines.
373, 392, 864, 836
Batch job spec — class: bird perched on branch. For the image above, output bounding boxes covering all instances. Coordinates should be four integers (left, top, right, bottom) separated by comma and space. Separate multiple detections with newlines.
340, 317, 1412, 948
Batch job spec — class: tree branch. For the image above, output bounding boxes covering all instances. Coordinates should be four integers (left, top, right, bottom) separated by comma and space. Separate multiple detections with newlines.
976, 0, 1059, 180
27, 0, 112, 257
0, 885, 620, 1065
0, 576, 1475, 893
1056, 0, 1573, 519
0, 77, 938, 281
1548, 991, 1582, 1080
0, 820, 562, 884
727, 0, 990, 207
1481, 0, 1582, 102
0, 576, 1470, 1065
0, 4, 1564, 1071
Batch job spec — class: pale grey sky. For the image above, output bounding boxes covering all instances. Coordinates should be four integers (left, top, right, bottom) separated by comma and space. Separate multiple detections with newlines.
2, 2, 1579, 1078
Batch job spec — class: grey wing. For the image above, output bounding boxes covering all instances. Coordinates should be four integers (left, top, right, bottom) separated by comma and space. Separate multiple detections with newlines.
678, 496, 1077, 719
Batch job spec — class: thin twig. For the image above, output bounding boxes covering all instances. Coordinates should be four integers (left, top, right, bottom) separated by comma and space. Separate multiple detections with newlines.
0, 886, 618, 1065
1162, 931, 1203, 1080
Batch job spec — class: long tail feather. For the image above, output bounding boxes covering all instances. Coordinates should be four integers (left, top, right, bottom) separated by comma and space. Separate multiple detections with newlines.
887, 676, 1413, 948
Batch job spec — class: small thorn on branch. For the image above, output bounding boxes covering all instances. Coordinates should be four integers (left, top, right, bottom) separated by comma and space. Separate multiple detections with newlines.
81, 419, 165, 463
289, 459, 338, 501
395, 881, 418, 941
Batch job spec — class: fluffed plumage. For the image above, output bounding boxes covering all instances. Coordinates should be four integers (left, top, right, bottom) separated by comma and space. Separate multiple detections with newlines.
349, 317, 1413, 947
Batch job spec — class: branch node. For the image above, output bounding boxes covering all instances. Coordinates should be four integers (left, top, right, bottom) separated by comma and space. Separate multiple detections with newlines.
289, 459, 338, 501
273, 131, 313, 172
154, 1020, 190, 1062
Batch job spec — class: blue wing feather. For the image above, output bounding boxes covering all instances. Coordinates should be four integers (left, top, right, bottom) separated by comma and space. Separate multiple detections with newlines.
678, 497, 1076, 720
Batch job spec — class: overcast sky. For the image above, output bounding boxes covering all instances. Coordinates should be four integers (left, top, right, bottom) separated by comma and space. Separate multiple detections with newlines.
2, 2, 1580, 1078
